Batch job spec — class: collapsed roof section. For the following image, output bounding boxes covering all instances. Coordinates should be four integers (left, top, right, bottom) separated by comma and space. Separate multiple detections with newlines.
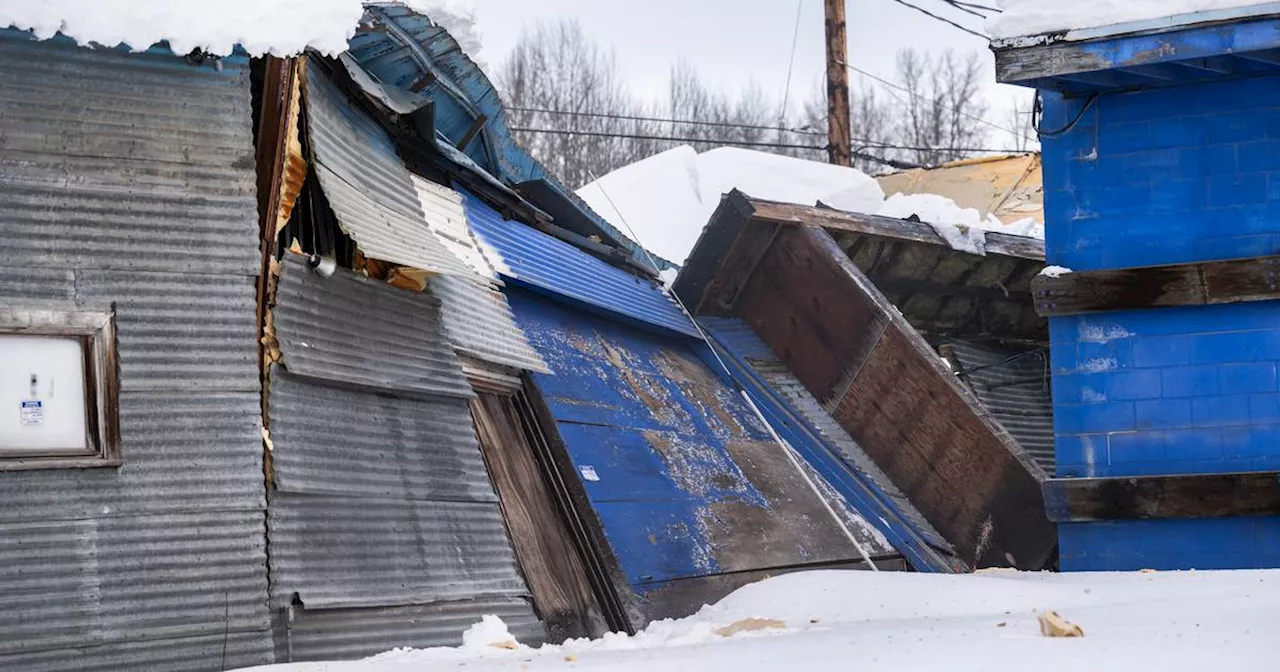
675, 191, 1058, 570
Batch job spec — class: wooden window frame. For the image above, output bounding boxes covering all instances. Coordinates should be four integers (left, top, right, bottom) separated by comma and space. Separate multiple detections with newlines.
0, 308, 121, 471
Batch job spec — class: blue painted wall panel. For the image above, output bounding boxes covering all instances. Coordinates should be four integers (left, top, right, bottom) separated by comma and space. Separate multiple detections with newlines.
461, 189, 700, 338
1040, 66, 1280, 570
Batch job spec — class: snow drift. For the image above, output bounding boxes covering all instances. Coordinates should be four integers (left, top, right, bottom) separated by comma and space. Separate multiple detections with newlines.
238, 568, 1280, 672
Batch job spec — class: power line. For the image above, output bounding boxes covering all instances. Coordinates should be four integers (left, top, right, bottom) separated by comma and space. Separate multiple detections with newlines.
885, 0, 989, 39
777, 0, 805, 126
507, 106, 824, 136
938, 0, 992, 19
950, 0, 1001, 13
508, 126, 1020, 161
843, 61, 1038, 147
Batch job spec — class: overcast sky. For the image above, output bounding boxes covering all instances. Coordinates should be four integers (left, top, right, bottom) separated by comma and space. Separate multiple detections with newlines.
449, 0, 1033, 150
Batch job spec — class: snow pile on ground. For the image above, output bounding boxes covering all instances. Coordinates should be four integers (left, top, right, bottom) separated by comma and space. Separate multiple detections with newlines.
0, 0, 460, 57
238, 568, 1280, 672
989, 0, 1277, 40
579, 146, 1038, 264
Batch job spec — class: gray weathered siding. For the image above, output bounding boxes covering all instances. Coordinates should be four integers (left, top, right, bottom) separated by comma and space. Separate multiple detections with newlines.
266, 257, 541, 661
0, 33, 270, 670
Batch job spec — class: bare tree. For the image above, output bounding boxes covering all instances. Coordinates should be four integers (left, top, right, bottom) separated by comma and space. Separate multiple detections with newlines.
497, 20, 660, 187
1005, 92, 1039, 153
895, 48, 989, 166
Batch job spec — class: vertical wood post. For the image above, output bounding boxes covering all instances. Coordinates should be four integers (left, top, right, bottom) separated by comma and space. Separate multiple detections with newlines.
824, 0, 852, 167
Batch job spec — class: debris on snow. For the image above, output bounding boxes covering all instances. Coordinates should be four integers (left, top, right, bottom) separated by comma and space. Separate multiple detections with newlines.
463, 615, 522, 651
989, 0, 1277, 40
1038, 610, 1085, 638
714, 617, 787, 638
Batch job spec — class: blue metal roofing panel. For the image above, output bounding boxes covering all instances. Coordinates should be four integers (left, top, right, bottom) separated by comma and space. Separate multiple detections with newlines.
507, 290, 898, 594
698, 316, 966, 573
461, 190, 701, 338
347, 3, 669, 272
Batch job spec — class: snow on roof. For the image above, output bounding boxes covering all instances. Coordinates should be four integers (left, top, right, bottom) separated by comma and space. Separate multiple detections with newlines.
989, 0, 1280, 41
236, 568, 1280, 672
578, 146, 1039, 265
0, 0, 451, 57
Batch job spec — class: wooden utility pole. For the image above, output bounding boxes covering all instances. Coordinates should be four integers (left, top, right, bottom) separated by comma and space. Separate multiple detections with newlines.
824, 0, 852, 166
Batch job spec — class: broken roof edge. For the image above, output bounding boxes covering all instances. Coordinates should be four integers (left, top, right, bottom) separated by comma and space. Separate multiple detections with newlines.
354, 3, 672, 275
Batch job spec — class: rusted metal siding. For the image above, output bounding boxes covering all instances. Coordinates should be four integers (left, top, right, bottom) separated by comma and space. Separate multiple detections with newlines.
0, 35, 269, 669
303, 61, 471, 277
273, 254, 473, 399
268, 368, 498, 502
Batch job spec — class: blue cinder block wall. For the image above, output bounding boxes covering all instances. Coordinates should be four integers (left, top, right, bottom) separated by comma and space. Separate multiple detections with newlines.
1041, 78, 1280, 570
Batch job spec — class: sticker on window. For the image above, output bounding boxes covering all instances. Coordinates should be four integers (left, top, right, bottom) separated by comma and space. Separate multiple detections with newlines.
579, 465, 600, 482
20, 400, 44, 426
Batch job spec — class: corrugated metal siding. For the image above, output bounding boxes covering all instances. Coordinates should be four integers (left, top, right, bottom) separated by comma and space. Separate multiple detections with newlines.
273, 254, 473, 399
267, 493, 529, 609
461, 189, 700, 338
279, 598, 543, 663
941, 339, 1056, 472
429, 274, 550, 373
413, 175, 496, 278
0, 35, 269, 669
0, 32, 259, 276
269, 368, 498, 502
304, 61, 471, 277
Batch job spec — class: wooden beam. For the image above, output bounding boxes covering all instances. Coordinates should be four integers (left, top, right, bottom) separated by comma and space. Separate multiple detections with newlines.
1044, 472, 1280, 522
456, 113, 489, 151
1031, 255, 1280, 316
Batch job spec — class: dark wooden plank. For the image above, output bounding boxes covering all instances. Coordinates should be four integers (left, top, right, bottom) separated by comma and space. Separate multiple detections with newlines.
735, 226, 890, 399
750, 198, 1046, 261
1044, 472, 1280, 522
1031, 255, 1280, 316
471, 393, 610, 640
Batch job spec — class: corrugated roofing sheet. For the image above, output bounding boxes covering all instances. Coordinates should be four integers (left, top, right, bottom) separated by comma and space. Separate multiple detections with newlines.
267, 492, 530, 610
279, 598, 542, 663
0, 31, 259, 276
429, 274, 550, 373
940, 339, 1056, 473
304, 61, 471, 277
2, 632, 273, 672
413, 175, 496, 278
269, 368, 498, 502
462, 190, 699, 338
273, 254, 473, 399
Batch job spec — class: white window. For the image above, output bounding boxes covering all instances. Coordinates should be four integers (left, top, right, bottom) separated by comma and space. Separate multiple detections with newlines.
0, 309, 119, 469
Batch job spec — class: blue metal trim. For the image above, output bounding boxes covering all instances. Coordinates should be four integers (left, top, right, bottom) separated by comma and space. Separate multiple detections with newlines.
696, 320, 965, 573
461, 189, 701, 339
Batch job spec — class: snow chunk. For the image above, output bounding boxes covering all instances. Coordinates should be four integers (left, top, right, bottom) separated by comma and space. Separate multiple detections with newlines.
989, 0, 1278, 40
877, 193, 1005, 255
0, 0, 465, 57
1040, 265, 1073, 278
461, 615, 522, 652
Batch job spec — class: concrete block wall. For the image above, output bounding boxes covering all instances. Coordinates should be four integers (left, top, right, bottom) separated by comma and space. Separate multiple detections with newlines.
1041, 78, 1280, 571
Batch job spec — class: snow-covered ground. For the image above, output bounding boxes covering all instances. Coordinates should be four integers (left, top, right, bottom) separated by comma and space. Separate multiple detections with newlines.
239, 568, 1280, 672
989, 0, 1279, 40
578, 145, 1041, 264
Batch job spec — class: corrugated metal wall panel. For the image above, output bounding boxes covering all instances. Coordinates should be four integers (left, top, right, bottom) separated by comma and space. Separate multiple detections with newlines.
0, 33, 259, 276
273, 254, 473, 399
268, 368, 498, 502
279, 598, 543, 662
941, 339, 1056, 472
429, 274, 550, 373
0, 35, 269, 668
267, 493, 530, 609
304, 61, 471, 277
412, 175, 495, 278
461, 189, 700, 338
0, 510, 269, 656
0, 632, 273, 672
